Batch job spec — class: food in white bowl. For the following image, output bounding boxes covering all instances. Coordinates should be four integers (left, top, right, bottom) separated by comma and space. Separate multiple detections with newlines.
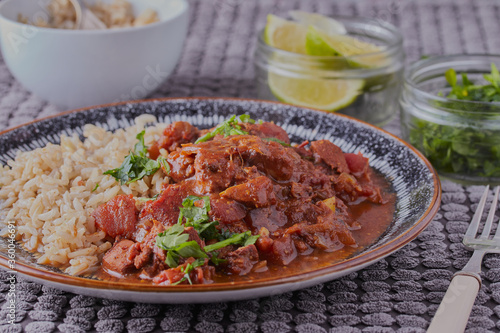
19, 0, 159, 30
0, 0, 188, 109
88, 0, 159, 28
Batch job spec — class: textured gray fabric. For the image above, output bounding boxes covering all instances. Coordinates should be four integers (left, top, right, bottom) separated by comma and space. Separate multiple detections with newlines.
1, 0, 500, 332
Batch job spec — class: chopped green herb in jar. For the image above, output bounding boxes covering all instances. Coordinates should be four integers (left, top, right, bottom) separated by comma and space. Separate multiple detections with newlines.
443, 63, 500, 102
407, 63, 500, 179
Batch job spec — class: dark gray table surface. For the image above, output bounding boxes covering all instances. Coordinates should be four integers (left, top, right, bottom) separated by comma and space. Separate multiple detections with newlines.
1, 0, 500, 332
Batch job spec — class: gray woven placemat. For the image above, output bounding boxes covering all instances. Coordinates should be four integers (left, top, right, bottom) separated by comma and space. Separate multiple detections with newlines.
1, 0, 500, 332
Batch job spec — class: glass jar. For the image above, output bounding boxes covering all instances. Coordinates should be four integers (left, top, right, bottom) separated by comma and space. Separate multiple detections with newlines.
254, 16, 404, 127
400, 54, 500, 185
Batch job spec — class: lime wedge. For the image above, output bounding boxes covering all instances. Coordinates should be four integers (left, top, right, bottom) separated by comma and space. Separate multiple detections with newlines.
289, 10, 347, 35
305, 26, 387, 68
264, 14, 308, 54
268, 71, 364, 111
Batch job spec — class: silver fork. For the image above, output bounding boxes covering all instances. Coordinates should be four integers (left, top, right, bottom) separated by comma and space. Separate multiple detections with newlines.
428, 185, 500, 333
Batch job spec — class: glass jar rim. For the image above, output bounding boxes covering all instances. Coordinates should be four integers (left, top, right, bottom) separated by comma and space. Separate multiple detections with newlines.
256, 15, 403, 61
404, 54, 500, 113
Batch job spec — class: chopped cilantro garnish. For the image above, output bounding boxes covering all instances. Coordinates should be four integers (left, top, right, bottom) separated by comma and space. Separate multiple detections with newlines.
195, 221, 220, 242
172, 258, 206, 285
156, 224, 189, 250
195, 114, 256, 143
157, 156, 170, 174
204, 231, 259, 253
262, 137, 291, 147
178, 195, 219, 240
155, 195, 260, 284
104, 130, 161, 184
178, 195, 211, 225
91, 184, 99, 192
210, 252, 227, 265
172, 241, 208, 260
155, 224, 208, 268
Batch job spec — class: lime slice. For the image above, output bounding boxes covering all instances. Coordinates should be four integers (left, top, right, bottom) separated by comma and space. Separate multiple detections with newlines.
305, 26, 387, 68
268, 71, 364, 111
289, 10, 347, 35
264, 14, 308, 54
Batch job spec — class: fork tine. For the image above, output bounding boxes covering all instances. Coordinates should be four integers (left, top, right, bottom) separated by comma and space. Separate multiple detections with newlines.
465, 185, 490, 240
488, 187, 500, 240
480, 186, 499, 238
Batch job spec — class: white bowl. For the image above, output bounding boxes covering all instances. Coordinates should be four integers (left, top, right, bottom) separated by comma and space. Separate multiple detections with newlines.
0, 0, 189, 110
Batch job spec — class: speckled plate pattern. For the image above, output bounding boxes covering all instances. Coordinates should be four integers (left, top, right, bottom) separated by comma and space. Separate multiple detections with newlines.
0, 98, 441, 303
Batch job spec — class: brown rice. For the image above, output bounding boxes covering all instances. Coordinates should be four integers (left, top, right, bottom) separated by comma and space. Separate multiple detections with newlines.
0, 115, 169, 276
